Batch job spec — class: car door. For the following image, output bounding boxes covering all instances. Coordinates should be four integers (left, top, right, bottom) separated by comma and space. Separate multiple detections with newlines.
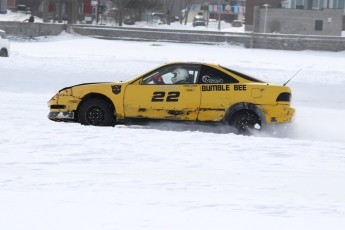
124, 64, 201, 121
197, 65, 239, 121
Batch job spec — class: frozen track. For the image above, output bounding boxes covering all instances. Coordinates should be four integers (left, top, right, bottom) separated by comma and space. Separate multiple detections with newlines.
0, 36, 345, 230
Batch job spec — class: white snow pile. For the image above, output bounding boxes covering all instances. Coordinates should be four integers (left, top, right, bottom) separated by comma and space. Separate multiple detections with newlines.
0, 33, 345, 230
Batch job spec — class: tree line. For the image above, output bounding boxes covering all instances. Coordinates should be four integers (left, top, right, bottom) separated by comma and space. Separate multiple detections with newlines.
38, 0, 190, 25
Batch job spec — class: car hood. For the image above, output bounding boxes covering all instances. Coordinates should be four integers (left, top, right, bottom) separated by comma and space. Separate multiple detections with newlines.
59, 82, 125, 92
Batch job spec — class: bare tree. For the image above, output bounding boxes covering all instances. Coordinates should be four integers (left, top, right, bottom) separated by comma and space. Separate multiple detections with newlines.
111, 0, 130, 26
57, 0, 63, 23
164, 0, 175, 25
183, 0, 192, 25
42, 0, 49, 22
112, 0, 167, 25
66, 0, 78, 24
52, 0, 64, 23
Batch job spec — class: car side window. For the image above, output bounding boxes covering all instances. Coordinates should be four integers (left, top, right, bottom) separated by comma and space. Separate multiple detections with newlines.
141, 65, 200, 85
142, 67, 175, 85
199, 65, 239, 84
142, 70, 167, 85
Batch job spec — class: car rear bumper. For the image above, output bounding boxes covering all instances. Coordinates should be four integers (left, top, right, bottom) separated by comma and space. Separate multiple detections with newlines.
266, 106, 295, 124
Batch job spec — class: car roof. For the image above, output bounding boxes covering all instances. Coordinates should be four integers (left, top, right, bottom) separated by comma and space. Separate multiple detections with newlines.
165, 61, 215, 66
165, 62, 266, 83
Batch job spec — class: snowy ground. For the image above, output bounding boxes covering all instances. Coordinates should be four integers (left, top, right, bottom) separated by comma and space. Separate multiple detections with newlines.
1, 33, 345, 230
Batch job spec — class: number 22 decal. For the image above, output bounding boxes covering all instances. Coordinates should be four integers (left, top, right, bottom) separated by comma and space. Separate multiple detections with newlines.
151, 91, 180, 102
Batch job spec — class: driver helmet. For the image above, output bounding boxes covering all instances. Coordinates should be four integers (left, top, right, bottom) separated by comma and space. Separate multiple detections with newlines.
171, 68, 188, 84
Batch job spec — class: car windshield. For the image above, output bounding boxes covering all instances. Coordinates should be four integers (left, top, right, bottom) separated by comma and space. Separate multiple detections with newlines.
220, 66, 266, 83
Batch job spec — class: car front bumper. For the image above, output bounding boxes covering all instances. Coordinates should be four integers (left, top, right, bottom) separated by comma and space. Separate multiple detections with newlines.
48, 89, 81, 122
48, 111, 75, 122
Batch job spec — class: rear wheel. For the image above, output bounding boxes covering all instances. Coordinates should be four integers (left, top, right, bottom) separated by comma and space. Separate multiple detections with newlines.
229, 110, 261, 135
78, 99, 114, 126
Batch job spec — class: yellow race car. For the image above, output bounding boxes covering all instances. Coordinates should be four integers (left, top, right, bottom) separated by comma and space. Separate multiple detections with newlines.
48, 62, 295, 134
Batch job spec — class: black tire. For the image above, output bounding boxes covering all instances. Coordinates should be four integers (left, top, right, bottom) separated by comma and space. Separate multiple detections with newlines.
229, 110, 261, 135
78, 98, 114, 126
0, 49, 8, 57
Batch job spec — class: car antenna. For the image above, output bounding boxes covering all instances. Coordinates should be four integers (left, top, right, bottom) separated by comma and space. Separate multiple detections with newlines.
283, 69, 302, 86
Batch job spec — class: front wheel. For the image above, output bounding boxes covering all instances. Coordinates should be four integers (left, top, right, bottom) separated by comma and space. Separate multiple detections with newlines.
78, 99, 114, 126
229, 110, 261, 135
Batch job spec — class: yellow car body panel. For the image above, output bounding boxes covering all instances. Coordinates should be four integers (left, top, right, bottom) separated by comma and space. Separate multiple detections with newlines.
124, 84, 200, 120
48, 62, 295, 131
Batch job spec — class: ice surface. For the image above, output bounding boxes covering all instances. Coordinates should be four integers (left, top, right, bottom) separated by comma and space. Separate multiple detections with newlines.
0, 31, 345, 230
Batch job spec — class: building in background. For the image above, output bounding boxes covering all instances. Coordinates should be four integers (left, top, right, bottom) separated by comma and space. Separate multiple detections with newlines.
245, 0, 281, 31
282, 0, 344, 10
282, 0, 345, 30
0, 0, 8, 14
175, 0, 246, 23
246, 0, 344, 35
